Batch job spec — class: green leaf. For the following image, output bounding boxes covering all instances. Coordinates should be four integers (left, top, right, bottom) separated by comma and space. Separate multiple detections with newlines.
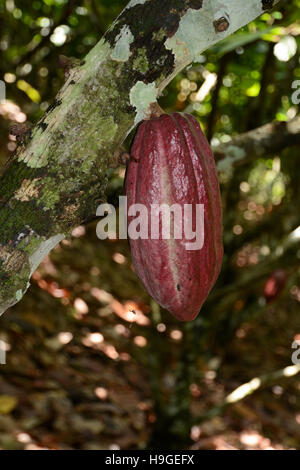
211, 28, 272, 56
0, 396, 18, 415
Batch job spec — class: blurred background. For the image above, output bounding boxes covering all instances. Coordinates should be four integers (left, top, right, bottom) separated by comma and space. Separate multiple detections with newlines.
0, 0, 299, 450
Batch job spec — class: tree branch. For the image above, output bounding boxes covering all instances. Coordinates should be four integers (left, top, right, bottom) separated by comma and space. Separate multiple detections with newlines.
194, 363, 300, 425
0, 0, 284, 314
214, 116, 300, 171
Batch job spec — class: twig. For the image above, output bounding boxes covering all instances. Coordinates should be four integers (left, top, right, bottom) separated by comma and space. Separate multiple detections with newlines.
207, 53, 231, 141
194, 363, 300, 424
213, 116, 300, 170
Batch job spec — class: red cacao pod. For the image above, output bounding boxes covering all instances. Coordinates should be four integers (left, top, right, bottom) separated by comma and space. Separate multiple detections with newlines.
125, 112, 223, 321
263, 269, 287, 304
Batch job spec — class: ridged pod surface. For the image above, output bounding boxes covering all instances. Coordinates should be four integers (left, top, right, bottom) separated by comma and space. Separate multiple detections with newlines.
125, 113, 223, 321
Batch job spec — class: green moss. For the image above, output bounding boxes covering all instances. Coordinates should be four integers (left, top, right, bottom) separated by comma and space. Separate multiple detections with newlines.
16, 233, 41, 255
152, 28, 166, 42
0, 262, 31, 313
17, 132, 50, 168
0, 245, 31, 308
38, 186, 61, 210
133, 47, 149, 74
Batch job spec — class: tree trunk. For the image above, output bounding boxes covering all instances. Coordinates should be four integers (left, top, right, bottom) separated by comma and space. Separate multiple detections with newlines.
0, 0, 283, 314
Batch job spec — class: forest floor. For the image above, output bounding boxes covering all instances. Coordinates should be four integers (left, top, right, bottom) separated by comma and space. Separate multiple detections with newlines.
0, 222, 299, 450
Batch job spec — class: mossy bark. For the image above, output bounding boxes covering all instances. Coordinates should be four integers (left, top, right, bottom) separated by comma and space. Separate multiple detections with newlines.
0, 0, 283, 314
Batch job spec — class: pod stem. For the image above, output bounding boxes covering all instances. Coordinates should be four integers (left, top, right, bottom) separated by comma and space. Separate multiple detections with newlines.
149, 102, 165, 119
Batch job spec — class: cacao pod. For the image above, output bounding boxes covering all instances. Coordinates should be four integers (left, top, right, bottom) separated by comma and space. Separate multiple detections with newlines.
125, 112, 223, 321
263, 269, 287, 304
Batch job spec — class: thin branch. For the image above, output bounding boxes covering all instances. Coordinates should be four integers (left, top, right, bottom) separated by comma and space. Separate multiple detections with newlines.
194, 363, 300, 424
89, 0, 106, 36
213, 116, 300, 171
206, 52, 231, 141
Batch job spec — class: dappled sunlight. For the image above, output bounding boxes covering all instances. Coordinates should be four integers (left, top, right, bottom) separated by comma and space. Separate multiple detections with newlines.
111, 300, 150, 326
133, 336, 147, 347
32, 270, 70, 299
82, 332, 104, 346
74, 298, 89, 316
226, 378, 261, 404
94, 387, 108, 400
71, 226, 86, 238
0, 100, 26, 123
112, 253, 126, 264
157, 323, 166, 333
170, 330, 183, 341
91, 287, 113, 304
57, 332, 73, 345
